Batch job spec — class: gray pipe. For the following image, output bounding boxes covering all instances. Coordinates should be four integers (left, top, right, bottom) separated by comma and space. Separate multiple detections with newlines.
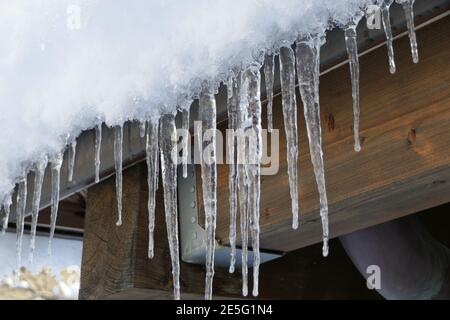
340, 216, 450, 299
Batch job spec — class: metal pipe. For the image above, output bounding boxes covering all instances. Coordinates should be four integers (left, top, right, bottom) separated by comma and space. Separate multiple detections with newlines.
340, 215, 450, 299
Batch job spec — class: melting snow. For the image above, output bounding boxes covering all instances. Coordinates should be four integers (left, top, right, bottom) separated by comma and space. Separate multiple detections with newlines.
0, 0, 422, 300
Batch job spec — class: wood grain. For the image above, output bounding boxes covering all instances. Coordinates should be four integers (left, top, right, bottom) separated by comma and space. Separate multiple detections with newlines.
199, 16, 450, 252
79, 163, 242, 299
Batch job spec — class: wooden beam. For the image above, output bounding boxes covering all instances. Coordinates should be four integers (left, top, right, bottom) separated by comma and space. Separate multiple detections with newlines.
79, 15, 450, 300
79, 163, 242, 299
204, 15, 450, 252
79, 160, 381, 300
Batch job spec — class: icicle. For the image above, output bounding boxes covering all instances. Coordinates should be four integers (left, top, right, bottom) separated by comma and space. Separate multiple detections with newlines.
159, 114, 180, 300
296, 34, 329, 257
114, 125, 123, 227
381, 0, 396, 74
1, 194, 12, 235
237, 162, 249, 297
242, 64, 262, 297
67, 140, 77, 182
94, 123, 102, 183
226, 74, 238, 274
264, 54, 275, 132
16, 178, 27, 274
199, 84, 217, 300
146, 120, 159, 259
48, 153, 63, 255
344, 23, 362, 152
235, 72, 249, 296
181, 108, 190, 178
398, 0, 419, 63
139, 121, 146, 138
279, 45, 299, 230
29, 156, 48, 262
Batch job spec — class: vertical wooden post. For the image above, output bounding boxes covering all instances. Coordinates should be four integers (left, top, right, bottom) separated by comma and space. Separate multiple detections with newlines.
79, 163, 242, 299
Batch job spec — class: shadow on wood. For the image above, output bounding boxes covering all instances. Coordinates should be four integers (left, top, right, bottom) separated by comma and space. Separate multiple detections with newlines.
79, 164, 241, 299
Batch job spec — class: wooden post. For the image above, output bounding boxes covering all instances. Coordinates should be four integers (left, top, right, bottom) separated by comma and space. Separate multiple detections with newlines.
79, 163, 242, 299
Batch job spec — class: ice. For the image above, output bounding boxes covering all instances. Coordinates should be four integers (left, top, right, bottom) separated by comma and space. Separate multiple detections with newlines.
1, 194, 12, 235
139, 121, 146, 139
114, 125, 123, 227
67, 140, 77, 182
264, 54, 275, 133
29, 156, 48, 262
16, 178, 27, 274
0, 0, 374, 202
199, 84, 217, 300
381, 0, 396, 74
343, 12, 364, 152
241, 64, 262, 297
397, 0, 419, 63
48, 153, 63, 255
236, 70, 250, 296
146, 120, 159, 259
296, 34, 329, 257
0, 0, 413, 300
94, 123, 102, 183
226, 74, 238, 274
279, 45, 299, 230
181, 108, 190, 179
159, 114, 180, 300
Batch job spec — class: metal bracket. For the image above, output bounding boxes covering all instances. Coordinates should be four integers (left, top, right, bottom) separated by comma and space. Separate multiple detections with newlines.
178, 163, 281, 268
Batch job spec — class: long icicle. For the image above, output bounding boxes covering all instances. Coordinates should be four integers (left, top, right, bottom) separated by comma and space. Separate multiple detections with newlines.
159, 114, 180, 300
48, 153, 63, 255
344, 22, 362, 152
296, 34, 329, 257
94, 123, 102, 183
279, 45, 299, 230
242, 64, 262, 297
199, 84, 217, 300
226, 74, 238, 274
29, 156, 48, 262
264, 54, 275, 132
146, 120, 159, 259
114, 124, 123, 226
398, 0, 419, 63
16, 177, 27, 276
236, 72, 250, 297
381, 0, 396, 74
181, 108, 190, 178
1, 194, 12, 236
67, 140, 77, 182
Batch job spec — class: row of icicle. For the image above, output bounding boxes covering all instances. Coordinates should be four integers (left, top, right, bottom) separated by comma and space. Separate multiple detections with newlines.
0, 0, 419, 299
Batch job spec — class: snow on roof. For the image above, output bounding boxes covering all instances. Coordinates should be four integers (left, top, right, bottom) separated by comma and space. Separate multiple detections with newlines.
0, 0, 370, 200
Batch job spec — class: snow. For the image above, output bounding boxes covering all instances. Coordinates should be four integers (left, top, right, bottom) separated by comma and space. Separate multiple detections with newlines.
0, 0, 372, 201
